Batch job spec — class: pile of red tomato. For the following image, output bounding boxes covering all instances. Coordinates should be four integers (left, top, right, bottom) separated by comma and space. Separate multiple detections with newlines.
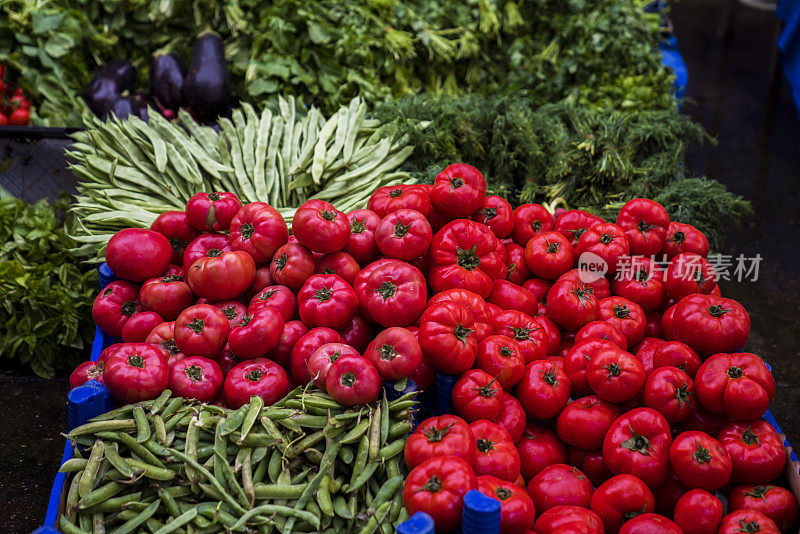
69, 162, 797, 534
0, 66, 32, 126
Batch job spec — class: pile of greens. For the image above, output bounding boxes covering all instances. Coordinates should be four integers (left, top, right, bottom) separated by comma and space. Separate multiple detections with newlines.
0, 189, 96, 377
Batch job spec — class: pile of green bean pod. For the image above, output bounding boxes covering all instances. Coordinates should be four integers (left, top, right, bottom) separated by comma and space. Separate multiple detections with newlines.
57, 387, 416, 533
66, 96, 415, 259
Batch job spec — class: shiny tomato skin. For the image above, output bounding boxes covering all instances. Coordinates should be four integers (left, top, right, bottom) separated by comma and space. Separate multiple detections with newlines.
718, 510, 780, 534
139, 275, 193, 321
695, 352, 775, 421
269, 242, 314, 291
475, 335, 525, 389
212, 300, 248, 329
727, 485, 799, 532
575, 222, 630, 273
261, 321, 305, 370
186, 191, 242, 232
673, 489, 723, 534
505, 242, 532, 285
174, 304, 230, 358
344, 209, 381, 263
524, 231, 575, 281
92, 280, 141, 338
358, 259, 426, 327
430, 163, 486, 218
555, 210, 605, 246
228, 202, 288, 263
546, 278, 599, 332
452, 370, 504, 422
652, 340, 701, 378
403, 455, 478, 533
325, 354, 381, 406
405, 414, 477, 469
533, 315, 562, 356
121, 311, 163, 342
568, 448, 612, 487
428, 288, 492, 340
297, 274, 358, 329
645, 311, 663, 338
564, 339, 620, 397
248, 285, 296, 322
664, 252, 718, 301
307, 342, 361, 389
523, 277, 552, 303
534, 505, 605, 534
169, 355, 223, 402
187, 250, 255, 301
289, 327, 342, 385
495, 395, 526, 443
613, 256, 666, 312
145, 322, 177, 355
590, 474, 655, 533
643, 366, 695, 424
661, 221, 710, 259
419, 301, 479, 374
598, 296, 646, 347
338, 314, 372, 353
669, 431, 732, 490
526, 464, 593, 514
375, 208, 432, 261
558, 268, 612, 300
364, 326, 421, 381
575, 320, 628, 350
292, 199, 350, 253
512, 204, 554, 245
228, 307, 284, 359
472, 195, 515, 239
602, 407, 672, 488
672, 294, 750, 356
182, 233, 230, 273
470, 420, 521, 482
368, 183, 431, 218
150, 210, 201, 265
618, 513, 683, 534
557, 395, 621, 450
314, 251, 360, 285
70, 360, 104, 388
477, 475, 535, 533
492, 310, 548, 362
224, 358, 290, 408
106, 228, 172, 282
719, 420, 787, 484
247, 265, 279, 302
634, 337, 661, 375
517, 424, 568, 482
488, 279, 538, 317
103, 343, 170, 403
586, 347, 646, 404
615, 198, 669, 256
516, 360, 571, 420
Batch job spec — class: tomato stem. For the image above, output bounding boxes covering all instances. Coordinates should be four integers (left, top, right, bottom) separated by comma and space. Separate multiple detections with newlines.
245, 369, 264, 382
599, 232, 613, 244
208, 192, 220, 201
273, 253, 288, 270
449, 177, 464, 189
127, 354, 145, 368
613, 304, 630, 319
221, 305, 239, 320
389, 188, 403, 198
314, 286, 333, 302
340, 372, 357, 388
510, 325, 530, 341
619, 426, 654, 455
120, 301, 138, 316
530, 220, 542, 232
669, 231, 686, 245
692, 439, 712, 464
239, 222, 255, 240
707, 305, 729, 318
328, 350, 342, 364
162, 339, 179, 355
423, 423, 454, 443
393, 220, 411, 238
494, 487, 512, 501
456, 245, 482, 271
238, 315, 252, 328
187, 318, 205, 334
475, 377, 500, 398
727, 365, 743, 379
161, 274, 184, 283
481, 207, 497, 220
499, 345, 515, 358
546, 241, 561, 254
603, 362, 622, 377
258, 289, 277, 301
351, 218, 366, 234
539, 366, 559, 387
379, 344, 397, 361
320, 209, 336, 222
419, 475, 442, 493
185, 364, 205, 382
453, 324, 474, 344
741, 426, 761, 446
744, 485, 773, 500
737, 519, 762, 533
476, 438, 495, 453
376, 281, 397, 300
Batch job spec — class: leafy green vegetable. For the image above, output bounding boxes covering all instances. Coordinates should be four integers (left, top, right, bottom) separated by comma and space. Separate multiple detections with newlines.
0, 189, 97, 377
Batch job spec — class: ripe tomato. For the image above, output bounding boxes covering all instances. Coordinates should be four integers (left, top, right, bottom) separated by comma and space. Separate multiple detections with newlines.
523, 277, 552, 303
505, 242, 532, 285
174, 304, 230, 358
516, 360, 571, 420
106, 228, 171, 282
728, 485, 799, 532
652, 340, 701, 378
669, 431, 732, 490
187, 250, 255, 301
374, 208, 432, 261
557, 395, 621, 450
7, 108, 30, 125
672, 294, 750, 356
718, 510, 780, 534
661, 304, 677, 339
121, 311, 163, 342
597, 296, 646, 346
475, 335, 525, 389
307, 342, 361, 389
602, 407, 672, 488
664, 252, 718, 301
344, 209, 380, 263
338, 314, 372, 353
270, 320, 308, 369
289, 327, 343, 385
546, 278, 599, 331
472, 195, 515, 238
364, 326, 421, 380
695, 352, 775, 420
210, 300, 247, 329
575, 320, 628, 350
612, 256, 666, 312
246, 265, 274, 301
559, 268, 611, 299
292, 199, 350, 253
314, 251, 360, 285
526, 464, 592, 514
430, 163, 486, 218
228, 202, 288, 263
517, 424, 568, 482
534, 505, 605, 534
618, 514, 683, 534
270, 242, 314, 292
419, 301, 479, 374
228, 308, 284, 359
575, 222, 630, 273
673, 489, 723, 534
405, 415, 477, 469
145, 321, 178, 355
248, 285, 296, 322
492, 310, 548, 362
643, 366, 695, 423
169, 355, 223, 402
297, 274, 358, 329
564, 339, 620, 397
488, 279, 538, 317
150, 210, 201, 265
325, 354, 381, 406
524, 231, 575, 281
533, 315, 562, 356
429, 288, 493, 340
368, 183, 431, 218
512, 203, 554, 245
428, 219, 505, 298
224, 358, 290, 408
586, 347, 645, 403
661, 221, 710, 259
92, 280, 140, 338
182, 233, 230, 273
568, 448, 612, 487
719, 420, 787, 484
615, 198, 669, 256
358, 259, 427, 327
590, 474, 655, 533
139, 275, 193, 321
555, 209, 604, 246
452, 370, 504, 422
103, 343, 170, 403
477, 475, 536, 533
70, 361, 104, 388
186, 191, 242, 232
495, 395, 526, 443
645, 311, 663, 338
470, 419, 521, 481
403, 455, 477, 533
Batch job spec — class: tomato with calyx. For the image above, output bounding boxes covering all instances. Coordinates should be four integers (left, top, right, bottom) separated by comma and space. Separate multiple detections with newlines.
695, 352, 775, 420
512, 204, 554, 245
228, 307, 284, 359
546, 278, 599, 332
492, 310, 548, 362
297, 274, 358, 329
452, 370, 504, 422
289, 327, 342, 385
652, 340, 701, 378
419, 301, 479, 374
504, 243, 532, 285
575, 320, 628, 350
524, 231, 575, 281
476, 475, 535, 534
590, 474, 655, 533
430, 163, 486, 218
672, 294, 750, 356
344, 209, 380, 263
404, 414, 477, 469
182, 233, 230, 273
526, 463, 592, 514
403, 455, 477, 533
106, 228, 172, 283
673, 489, 723, 534
586, 346, 645, 404
516, 360, 571, 420
475, 335, 525, 389
728, 485, 799, 532
368, 183, 432, 218
364, 327, 421, 381
70, 361, 105, 388
139, 275, 193, 321
169, 355, 223, 403
615, 198, 669, 256
224, 358, 290, 408
270, 242, 314, 291
517, 424, 567, 482
555, 210, 604, 246
564, 339, 620, 397
718, 510, 780, 534
229, 202, 288, 263
314, 251, 360, 285
598, 296, 646, 347
150, 211, 201, 265
428, 288, 492, 340
602, 408, 672, 488
718, 420, 786, 484
471, 419, 521, 482
375, 208, 432, 261
643, 366, 695, 424
186, 191, 242, 232
534, 505, 605, 534
307, 343, 361, 389
174, 304, 230, 358
612, 256, 666, 312
103, 343, 170, 403
661, 221, 710, 259
557, 395, 620, 451
664, 252, 718, 301
93, 280, 141, 338
575, 221, 630, 273
358, 259, 427, 327
669, 431, 732, 491
187, 249, 255, 301
325, 354, 381, 406
292, 199, 350, 254
248, 285, 296, 322
472, 195, 515, 239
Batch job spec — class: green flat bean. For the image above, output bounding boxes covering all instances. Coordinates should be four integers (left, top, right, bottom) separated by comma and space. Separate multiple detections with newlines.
153, 415, 167, 445
113, 498, 160, 534
317, 474, 334, 517
370, 475, 403, 511
168, 448, 246, 514
368, 405, 381, 461
378, 439, 405, 460
380, 395, 389, 446
67, 419, 135, 439
77, 481, 124, 509
59, 458, 88, 473
238, 396, 263, 445
231, 504, 319, 531
78, 440, 104, 498
127, 458, 175, 480
117, 432, 166, 468
340, 419, 370, 444
153, 507, 198, 534
253, 483, 306, 499
348, 461, 380, 494
133, 407, 151, 443
332, 495, 353, 519
220, 405, 248, 436
59, 515, 85, 534
148, 390, 172, 415
160, 397, 184, 420
267, 449, 282, 482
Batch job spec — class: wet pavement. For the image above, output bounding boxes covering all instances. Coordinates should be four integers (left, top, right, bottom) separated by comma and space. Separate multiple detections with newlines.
2, 2, 800, 532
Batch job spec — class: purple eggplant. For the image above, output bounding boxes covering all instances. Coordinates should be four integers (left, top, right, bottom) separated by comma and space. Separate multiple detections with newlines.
85, 60, 137, 117
149, 53, 186, 112
183, 31, 231, 122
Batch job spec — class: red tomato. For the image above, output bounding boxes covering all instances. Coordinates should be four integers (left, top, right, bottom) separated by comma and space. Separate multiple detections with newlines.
612, 256, 666, 312
587, 347, 645, 403
633, 338, 661, 375
228, 308, 284, 359
229, 202, 288, 263
546, 278, 599, 331
270, 242, 314, 291
590, 474, 655, 533
645, 311, 663, 338
405, 415, 477, 469
248, 285, 296, 322
664, 252, 718, 301
150, 211, 201, 265
8, 108, 30, 126
0, 113, 6, 126
121, 311, 163, 342
505, 243, 532, 285
364, 327, 421, 380
718, 510, 780, 534
718, 420, 787, 484
428, 288, 493, 340
368, 183, 431, 218
428, 219, 505, 298
568, 448, 612, 487
555, 210, 605, 246
652, 341, 701, 378
292, 199, 350, 253
602, 408, 672, 488
106, 228, 171, 282
419, 301, 479, 374
145, 322, 177, 355
452, 370, 504, 422
512, 204, 554, 245
492, 310, 549, 362
245, 266, 273, 301
533, 315, 562, 356
728, 485, 799, 532
182, 233, 230, 273
224, 358, 290, 408
618, 513, 683, 534
526, 464, 593, 514
575, 222, 630, 273
70, 361, 105, 388
672, 294, 750, 356
338, 314, 372, 353
564, 339, 620, 397
477, 475, 536, 533
92, 280, 141, 338
169, 356, 223, 402
314, 251, 360, 285
534, 505, 605, 534
430, 163, 487, 218
495, 395, 526, 443
185, 191, 242, 232
661, 222, 710, 259
523, 277, 552, 303
597, 296, 646, 346
375, 209, 432, 261
677, 403, 730, 437
557, 395, 621, 450
643, 366, 695, 424
289, 327, 343, 385
673, 489, 723, 534
164, 264, 185, 278
475, 335, 525, 389
174, 304, 230, 358
669, 431, 732, 490
559, 268, 612, 299
517, 424, 568, 482
615, 198, 669, 256
297, 274, 358, 329
403, 455, 477, 533
269, 320, 308, 369
524, 231, 575, 281
307, 342, 361, 389
470, 419, 521, 481
103, 343, 170, 403
212, 300, 248, 329
695, 352, 775, 420
325, 354, 381, 406
187, 250, 255, 301
344, 209, 380, 263
575, 320, 628, 350
472, 195, 515, 238
358, 259, 427, 327
516, 360, 571, 420
139, 275, 193, 321
488, 279, 538, 316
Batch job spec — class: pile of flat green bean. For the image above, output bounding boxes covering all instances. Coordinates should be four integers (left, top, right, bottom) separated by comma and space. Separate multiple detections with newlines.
66, 96, 415, 259
58, 387, 416, 533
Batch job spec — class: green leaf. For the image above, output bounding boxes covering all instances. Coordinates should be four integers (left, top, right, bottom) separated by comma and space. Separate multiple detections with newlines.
43, 32, 75, 58
32, 12, 67, 35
